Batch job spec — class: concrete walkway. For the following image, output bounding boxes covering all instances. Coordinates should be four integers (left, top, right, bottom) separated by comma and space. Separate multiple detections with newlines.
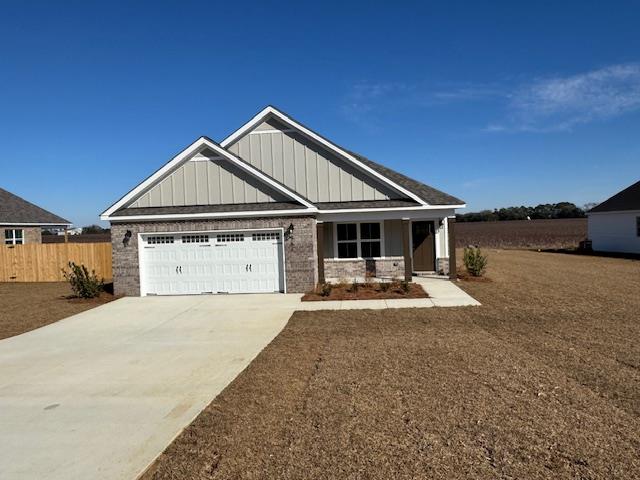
0, 295, 297, 480
297, 276, 481, 310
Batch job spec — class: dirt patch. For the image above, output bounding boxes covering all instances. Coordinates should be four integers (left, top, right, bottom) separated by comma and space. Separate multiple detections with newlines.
456, 218, 587, 249
142, 249, 640, 480
0, 282, 115, 340
302, 282, 427, 301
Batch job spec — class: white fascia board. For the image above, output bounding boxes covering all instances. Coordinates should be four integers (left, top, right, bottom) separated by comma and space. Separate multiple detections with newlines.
101, 208, 316, 222
587, 209, 640, 216
220, 106, 429, 205
0, 222, 73, 226
317, 204, 465, 214
318, 207, 458, 223
101, 136, 314, 218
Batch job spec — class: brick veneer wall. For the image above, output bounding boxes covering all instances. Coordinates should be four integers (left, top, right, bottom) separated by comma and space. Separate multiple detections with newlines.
324, 256, 405, 281
3, 226, 41, 244
110, 216, 317, 296
436, 257, 450, 275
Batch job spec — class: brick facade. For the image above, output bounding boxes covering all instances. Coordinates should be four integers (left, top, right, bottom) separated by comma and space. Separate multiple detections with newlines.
436, 257, 450, 275
3, 226, 41, 244
110, 216, 317, 296
324, 256, 405, 281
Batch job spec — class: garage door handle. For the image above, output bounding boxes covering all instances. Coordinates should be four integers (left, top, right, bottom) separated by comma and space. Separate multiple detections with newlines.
179, 266, 182, 274
249, 264, 252, 272
176, 266, 179, 274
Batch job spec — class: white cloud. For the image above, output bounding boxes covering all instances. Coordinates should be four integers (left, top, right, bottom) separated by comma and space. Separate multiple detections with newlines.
495, 63, 640, 132
342, 64, 640, 133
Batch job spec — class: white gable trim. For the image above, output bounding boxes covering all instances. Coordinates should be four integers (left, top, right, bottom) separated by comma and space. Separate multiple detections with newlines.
220, 106, 428, 205
100, 136, 316, 220
106, 208, 314, 222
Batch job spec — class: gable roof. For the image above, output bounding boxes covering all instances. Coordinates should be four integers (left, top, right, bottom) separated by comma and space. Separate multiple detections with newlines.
0, 188, 71, 226
221, 106, 464, 207
100, 136, 316, 220
589, 180, 640, 213
349, 152, 464, 206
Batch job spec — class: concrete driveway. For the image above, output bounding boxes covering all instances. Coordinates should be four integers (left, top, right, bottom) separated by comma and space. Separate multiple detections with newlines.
0, 294, 301, 480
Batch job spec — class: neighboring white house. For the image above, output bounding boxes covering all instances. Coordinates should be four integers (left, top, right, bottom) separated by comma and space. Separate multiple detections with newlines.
587, 180, 640, 254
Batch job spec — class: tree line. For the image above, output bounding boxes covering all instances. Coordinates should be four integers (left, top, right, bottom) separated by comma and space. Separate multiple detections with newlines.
456, 202, 594, 222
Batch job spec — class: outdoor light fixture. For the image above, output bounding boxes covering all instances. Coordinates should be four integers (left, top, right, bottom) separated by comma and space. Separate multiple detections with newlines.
123, 230, 132, 246
284, 223, 294, 240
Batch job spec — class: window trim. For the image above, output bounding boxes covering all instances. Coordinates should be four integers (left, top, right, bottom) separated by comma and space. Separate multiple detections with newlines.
333, 221, 385, 260
4, 228, 24, 245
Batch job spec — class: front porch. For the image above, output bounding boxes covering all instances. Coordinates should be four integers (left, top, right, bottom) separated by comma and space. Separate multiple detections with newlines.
315, 211, 458, 284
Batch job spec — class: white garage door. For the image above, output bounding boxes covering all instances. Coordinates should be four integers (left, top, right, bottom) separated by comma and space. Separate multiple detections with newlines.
140, 230, 284, 296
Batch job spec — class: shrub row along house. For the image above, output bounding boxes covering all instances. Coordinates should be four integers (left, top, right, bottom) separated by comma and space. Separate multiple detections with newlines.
1, 188, 71, 245
101, 106, 465, 296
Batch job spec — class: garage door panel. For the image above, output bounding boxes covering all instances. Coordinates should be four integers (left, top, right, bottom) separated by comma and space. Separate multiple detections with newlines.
140, 230, 284, 296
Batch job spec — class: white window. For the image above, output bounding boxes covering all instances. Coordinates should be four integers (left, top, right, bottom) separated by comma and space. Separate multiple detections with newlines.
4, 229, 24, 245
336, 222, 382, 259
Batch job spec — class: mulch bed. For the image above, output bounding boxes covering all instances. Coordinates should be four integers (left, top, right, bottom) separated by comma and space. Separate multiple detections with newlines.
0, 282, 115, 340
142, 249, 640, 479
301, 282, 427, 301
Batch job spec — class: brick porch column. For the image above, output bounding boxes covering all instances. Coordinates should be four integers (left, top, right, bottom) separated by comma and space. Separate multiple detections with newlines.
401, 219, 412, 282
448, 217, 457, 280
316, 221, 325, 284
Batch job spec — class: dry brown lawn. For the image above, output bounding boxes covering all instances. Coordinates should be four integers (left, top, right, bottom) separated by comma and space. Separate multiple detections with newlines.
143, 250, 640, 480
0, 282, 114, 340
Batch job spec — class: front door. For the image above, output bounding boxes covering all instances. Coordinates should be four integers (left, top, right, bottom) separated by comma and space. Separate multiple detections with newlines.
412, 221, 435, 271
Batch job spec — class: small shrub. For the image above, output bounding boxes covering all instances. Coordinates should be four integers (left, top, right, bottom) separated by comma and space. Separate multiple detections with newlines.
463, 246, 488, 277
318, 283, 332, 297
349, 279, 360, 293
379, 282, 391, 292
400, 280, 410, 293
63, 261, 104, 298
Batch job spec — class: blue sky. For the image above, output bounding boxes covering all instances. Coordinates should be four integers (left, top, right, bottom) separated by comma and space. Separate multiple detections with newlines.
1, 1, 639, 226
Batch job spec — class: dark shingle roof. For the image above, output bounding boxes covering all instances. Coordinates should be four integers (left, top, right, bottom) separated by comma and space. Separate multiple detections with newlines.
316, 199, 420, 210
112, 202, 307, 217
589, 180, 640, 213
349, 152, 465, 206
0, 188, 71, 225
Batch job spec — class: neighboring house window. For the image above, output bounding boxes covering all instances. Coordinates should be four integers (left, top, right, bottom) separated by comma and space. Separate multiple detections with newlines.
637, 217, 640, 237
336, 222, 382, 259
4, 229, 24, 245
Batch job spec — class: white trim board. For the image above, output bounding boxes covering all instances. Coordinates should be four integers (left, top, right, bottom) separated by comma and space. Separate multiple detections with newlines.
220, 106, 429, 206
100, 136, 316, 220
105, 208, 315, 222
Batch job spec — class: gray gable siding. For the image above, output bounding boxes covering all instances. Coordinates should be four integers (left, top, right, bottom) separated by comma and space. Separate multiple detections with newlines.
130, 149, 289, 208
226, 117, 401, 203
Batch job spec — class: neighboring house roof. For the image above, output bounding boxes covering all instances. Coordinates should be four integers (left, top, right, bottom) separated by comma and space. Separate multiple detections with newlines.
0, 188, 71, 226
589, 180, 640, 213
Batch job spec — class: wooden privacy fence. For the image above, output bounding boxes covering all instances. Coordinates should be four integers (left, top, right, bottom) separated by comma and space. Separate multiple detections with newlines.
0, 242, 112, 282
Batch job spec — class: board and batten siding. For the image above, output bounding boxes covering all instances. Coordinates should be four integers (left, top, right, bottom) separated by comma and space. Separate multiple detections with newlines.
227, 117, 401, 203
130, 149, 290, 208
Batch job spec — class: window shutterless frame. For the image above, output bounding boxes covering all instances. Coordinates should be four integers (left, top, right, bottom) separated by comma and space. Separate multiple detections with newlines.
333, 221, 384, 259
4, 229, 24, 245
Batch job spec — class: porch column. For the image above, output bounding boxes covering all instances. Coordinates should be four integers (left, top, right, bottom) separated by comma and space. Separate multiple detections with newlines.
448, 217, 457, 280
316, 222, 325, 284
401, 219, 412, 282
